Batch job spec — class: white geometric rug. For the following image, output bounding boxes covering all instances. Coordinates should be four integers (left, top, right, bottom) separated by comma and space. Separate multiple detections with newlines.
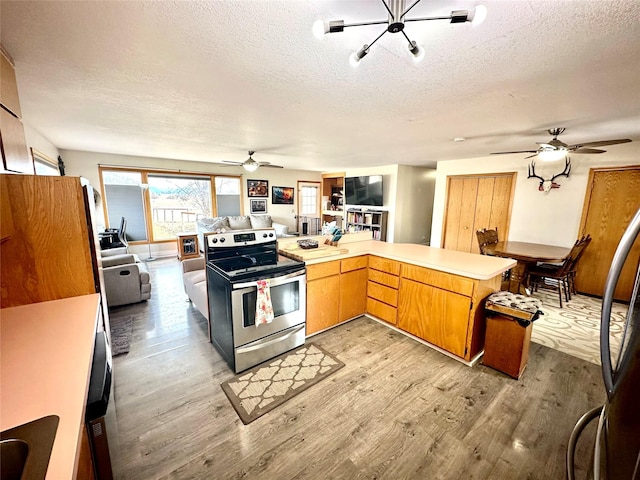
530, 289, 628, 365
221, 343, 344, 424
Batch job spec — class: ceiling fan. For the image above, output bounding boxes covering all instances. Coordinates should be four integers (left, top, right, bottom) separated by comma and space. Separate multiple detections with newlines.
491, 128, 632, 161
222, 151, 284, 172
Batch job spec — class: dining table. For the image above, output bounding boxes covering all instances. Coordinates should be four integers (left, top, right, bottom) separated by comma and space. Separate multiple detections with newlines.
484, 241, 572, 294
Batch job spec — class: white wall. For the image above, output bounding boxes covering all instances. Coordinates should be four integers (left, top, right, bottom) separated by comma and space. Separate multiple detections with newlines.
430, 142, 640, 248
61, 149, 321, 256
394, 165, 436, 245
24, 123, 59, 164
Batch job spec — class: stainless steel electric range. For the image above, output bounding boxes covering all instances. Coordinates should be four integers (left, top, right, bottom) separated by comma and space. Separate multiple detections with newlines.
205, 228, 306, 373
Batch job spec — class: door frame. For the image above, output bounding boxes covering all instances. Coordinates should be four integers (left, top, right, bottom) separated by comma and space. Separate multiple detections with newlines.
441, 172, 517, 251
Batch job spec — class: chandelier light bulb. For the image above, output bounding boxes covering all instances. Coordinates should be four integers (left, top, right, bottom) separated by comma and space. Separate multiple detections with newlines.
312, 19, 326, 39
470, 5, 488, 25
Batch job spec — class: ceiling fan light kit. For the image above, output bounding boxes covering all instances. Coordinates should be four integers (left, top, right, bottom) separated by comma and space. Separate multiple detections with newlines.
491, 127, 632, 161
315, 0, 486, 64
220, 151, 284, 171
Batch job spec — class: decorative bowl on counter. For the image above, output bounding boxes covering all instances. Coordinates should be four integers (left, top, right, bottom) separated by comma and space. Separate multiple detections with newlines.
297, 239, 318, 250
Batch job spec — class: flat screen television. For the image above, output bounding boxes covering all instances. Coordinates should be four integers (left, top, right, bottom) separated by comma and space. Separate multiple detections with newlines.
345, 175, 383, 206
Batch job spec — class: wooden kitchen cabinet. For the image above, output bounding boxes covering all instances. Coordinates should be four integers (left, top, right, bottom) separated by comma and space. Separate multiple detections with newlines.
366, 255, 401, 325
397, 262, 501, 361
338, 256, 368, 322
1, 46, 32, 174
398, 279, 471, 358
0, 175, 107, 313
1, 107, 32, 173
306, 260, 341, 335
307, 256, 368, 335
1, 48, 22, 117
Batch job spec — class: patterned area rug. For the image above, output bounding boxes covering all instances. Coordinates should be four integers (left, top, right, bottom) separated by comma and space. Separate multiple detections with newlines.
110, 316, 134, 356
530, 289, 628, 365
221, 343, 344, 424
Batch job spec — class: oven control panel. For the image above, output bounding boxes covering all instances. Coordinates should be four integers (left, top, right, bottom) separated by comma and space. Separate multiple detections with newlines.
206, 228, 276, 248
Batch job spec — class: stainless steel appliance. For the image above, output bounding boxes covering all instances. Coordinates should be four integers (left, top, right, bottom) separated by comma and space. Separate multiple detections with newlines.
86, 331, 116, 480
206, 228, 306, 373
567, 207, 640, 480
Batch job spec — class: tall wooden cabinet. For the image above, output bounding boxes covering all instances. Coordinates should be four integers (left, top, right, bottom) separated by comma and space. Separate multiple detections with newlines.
321, 172, 345, 230
1, 46, 32, 174
442, 173, 515, 253
0, 175, 110, 330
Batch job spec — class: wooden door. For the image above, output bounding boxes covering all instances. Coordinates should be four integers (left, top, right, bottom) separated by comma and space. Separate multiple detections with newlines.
443, 173, 515, 254
576, 167, 640, 301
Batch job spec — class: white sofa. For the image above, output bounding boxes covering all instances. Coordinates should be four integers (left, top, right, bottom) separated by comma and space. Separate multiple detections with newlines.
182, 256, 208, 320
196, 215, 291, 251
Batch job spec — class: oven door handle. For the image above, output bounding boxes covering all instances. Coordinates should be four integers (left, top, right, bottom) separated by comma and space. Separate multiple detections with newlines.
233, 269, 306, 289
235, 324, 306, 354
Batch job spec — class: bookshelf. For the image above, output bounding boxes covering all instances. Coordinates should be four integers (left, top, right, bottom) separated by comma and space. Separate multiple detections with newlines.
346, 208, 388, 241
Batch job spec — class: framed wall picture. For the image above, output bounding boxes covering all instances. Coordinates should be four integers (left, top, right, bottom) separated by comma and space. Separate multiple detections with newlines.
247, 179, 268, 197
250, 198, 267, 214
272, 186, 294, 205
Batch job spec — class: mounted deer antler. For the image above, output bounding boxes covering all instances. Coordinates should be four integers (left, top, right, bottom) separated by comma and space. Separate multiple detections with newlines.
528, 157, 571, 192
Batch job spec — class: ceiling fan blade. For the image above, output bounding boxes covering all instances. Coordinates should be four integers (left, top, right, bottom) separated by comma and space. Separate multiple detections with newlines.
569, 139, 632, 148
570, 148, 606, 154
222, 160, 243, 165
260, 164, 284, 169
490, 150, 539, 155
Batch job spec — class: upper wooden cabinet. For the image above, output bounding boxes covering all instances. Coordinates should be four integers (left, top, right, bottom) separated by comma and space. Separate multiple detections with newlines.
0, 46, 32, 174
1, 49, 22, 118
1, 108, 32, 173
0, 175, 98, 307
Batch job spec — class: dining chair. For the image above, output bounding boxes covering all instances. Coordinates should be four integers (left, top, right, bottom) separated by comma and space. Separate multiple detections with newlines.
527, 235, 591, 308
476, 227, 499, 255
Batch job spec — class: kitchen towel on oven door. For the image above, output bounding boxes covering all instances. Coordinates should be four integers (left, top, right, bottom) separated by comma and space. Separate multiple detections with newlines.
255, 279, 274, 326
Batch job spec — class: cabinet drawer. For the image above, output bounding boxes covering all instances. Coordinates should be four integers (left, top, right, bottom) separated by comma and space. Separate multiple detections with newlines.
367, 297, 397, 325
368, 268, 400, 289
341, 255, 368, 273
306, 260, 341, 281
369, 256, 401, 276
367, 281, 398, 307
402, 264, 474, 297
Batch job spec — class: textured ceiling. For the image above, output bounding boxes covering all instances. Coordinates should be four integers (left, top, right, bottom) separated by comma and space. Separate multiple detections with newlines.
1, 0, 639, 171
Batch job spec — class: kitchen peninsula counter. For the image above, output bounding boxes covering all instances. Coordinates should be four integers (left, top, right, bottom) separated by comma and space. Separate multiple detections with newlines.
279, 236, 516, 363
0, 294, 101, 479
278, 237, 516, 279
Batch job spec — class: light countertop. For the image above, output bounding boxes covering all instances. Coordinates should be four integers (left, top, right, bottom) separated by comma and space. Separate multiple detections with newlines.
0, 294, 100, 480
278, 237, 516, 280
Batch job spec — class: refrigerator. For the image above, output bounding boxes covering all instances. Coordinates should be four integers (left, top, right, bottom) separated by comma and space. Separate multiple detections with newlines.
567, 207, 640, 479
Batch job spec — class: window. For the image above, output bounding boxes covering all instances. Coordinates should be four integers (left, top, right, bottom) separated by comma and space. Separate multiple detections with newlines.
297, 181, 321, 234
147, 174, 212, 241
102, 170, 146, 240
100, 167, 242, 243
299, 182, 320, 216
31, 149, 60, 176
215, 177, 241, 216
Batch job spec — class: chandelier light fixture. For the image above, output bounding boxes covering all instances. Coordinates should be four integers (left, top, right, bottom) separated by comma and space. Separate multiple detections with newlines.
313, 0, 487, 65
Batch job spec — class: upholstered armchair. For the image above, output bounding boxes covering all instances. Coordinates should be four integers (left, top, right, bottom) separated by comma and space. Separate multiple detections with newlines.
102, 254, 152, 307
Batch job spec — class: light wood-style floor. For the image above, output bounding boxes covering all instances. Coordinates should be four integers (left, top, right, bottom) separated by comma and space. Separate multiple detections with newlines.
108, 258, 604, 479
